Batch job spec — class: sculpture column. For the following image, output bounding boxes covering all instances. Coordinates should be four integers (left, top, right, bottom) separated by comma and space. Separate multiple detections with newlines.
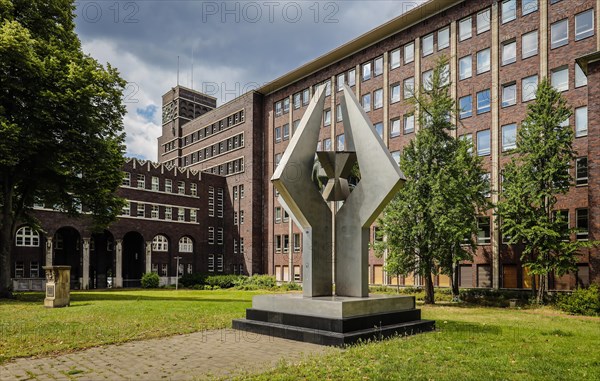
145, 241, 152, 274
82, 238, 90, 290
115, 239, 123, 288
45, 237, 53, 266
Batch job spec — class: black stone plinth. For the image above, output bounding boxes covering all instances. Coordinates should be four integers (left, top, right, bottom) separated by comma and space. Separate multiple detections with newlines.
232, 308, 435, 347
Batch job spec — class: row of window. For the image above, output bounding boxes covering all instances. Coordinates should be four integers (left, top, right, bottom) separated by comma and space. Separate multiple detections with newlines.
151, 235, 194, 252
275, 88, 311, 116
207, 186, 224, 218
204, 157, 245, 177
123, 173, 198, 196
207, 254, 225, 272
181, 133, 244, 167
207, 227, 225, 245
274, 207, 289, 223
233, 210, 245, 225
122, 202, 199, 222
274, 265, 302, 282
274, 233, 301, 253
151, 262, 193, 277
233, 238, 245, 254
232, 184, 245, 200
13, 261, 40, 278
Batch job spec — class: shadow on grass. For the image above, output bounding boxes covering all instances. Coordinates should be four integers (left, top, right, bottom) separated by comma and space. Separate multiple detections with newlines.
11, 291, 253, 304
436, 320, 503, 335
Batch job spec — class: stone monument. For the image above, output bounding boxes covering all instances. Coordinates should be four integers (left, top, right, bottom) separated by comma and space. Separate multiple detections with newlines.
43, 266, 71, 308
233, 85, 434, 345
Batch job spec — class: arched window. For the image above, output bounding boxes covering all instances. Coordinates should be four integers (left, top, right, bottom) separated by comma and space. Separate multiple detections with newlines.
152, 235, 168, 252
179, 237, 193, 253
15, 226, 40, 247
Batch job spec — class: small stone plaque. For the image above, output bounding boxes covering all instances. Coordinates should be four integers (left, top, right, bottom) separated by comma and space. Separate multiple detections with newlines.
46, 284, 55, 298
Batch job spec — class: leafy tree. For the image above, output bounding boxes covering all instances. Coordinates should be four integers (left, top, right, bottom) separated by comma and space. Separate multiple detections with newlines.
374, 57, 488, 304
497, 78, 594, 304
0, 0, 127, 298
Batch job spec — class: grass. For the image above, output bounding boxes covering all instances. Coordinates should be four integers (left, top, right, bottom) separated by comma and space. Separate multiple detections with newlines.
0, 289, 261, 364
232, 305, 600, 381
1, 290, 599, 380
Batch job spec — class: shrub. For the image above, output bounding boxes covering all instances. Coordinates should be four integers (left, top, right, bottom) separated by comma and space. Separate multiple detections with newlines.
234, 275, 277, 290
141, 273, 160, 288
179, 273, 206, 288
279, 282, 302, 291
556, 285, 600, 316
205, 275, 245, 289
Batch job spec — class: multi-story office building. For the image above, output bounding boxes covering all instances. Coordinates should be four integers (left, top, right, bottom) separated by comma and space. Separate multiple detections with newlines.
157, 0, 599, 290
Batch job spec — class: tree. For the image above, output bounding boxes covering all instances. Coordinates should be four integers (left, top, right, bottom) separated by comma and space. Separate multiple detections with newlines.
496, 78, 594, 304
374, 57, 488, 304
0, 0, 127, 298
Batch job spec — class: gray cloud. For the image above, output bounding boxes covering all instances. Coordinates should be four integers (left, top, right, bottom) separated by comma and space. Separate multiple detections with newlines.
75, 0, 424, 160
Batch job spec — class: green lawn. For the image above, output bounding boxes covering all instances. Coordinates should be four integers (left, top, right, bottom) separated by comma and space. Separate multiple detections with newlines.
234, 305, 600, 381
1, 290, 599, 381
0, 289, 260, 363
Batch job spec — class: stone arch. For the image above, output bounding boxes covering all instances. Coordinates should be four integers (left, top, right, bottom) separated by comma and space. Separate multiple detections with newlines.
89, 230, 115, 289
122, 231, 145, 287
53, 226, 82, 289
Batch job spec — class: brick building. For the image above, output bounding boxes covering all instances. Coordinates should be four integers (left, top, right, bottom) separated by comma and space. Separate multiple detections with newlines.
10, 0, 600, 291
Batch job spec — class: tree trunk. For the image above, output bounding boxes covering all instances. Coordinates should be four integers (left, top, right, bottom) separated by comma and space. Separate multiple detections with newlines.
0, 182, 15, 299
451, 262, 460, 301
396, 275, 400, 294
536, 274, 546, 304
424, 272, 435, 304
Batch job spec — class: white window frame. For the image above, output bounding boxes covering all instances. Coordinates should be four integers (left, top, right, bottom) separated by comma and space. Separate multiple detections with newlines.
459, 17, 472, 41
152, 235, 168, 252
459, 55, 472, 80
522, 75, 538, 102
179, 237, 194, 253
522, 30, 538, 59
502, 0, 516, 24
551, 19, 569, 49
551, 66, 569, 92
15, 226, 40, 247
477, 9, 491, 34
502, 124, 517, 151
575, 9, 594, 41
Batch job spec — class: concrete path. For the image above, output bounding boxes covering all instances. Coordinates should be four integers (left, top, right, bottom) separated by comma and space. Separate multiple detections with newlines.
1, 329, 335, 380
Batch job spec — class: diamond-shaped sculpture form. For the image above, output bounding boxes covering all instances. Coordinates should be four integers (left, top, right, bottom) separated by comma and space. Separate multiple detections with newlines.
271, 84, 405, 297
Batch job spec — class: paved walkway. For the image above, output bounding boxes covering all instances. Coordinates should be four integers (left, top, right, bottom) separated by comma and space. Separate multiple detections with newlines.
1, 329, 335, 380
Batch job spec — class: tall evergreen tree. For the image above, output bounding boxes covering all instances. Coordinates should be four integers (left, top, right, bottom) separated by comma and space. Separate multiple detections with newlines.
0, 0, 127, 297
497, 78, 594, 304
374, 57, 489, 304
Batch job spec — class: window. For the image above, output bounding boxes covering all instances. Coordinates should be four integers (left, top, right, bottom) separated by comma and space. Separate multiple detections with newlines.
151, 205, 159, 219
362, 61, 372, 81
551, 19, 569, 49
190, 209, 197, 222
374, 123, 383, 139
293, 92, 301, 109
522, 75, 538, 102
459, 55, 472, 80
283, 234, 290, 253
15, 226, 40, 247
217, 228, 223, 245
337, 134, 345, 150
575, 63, 588, 87
477, 9, 491, 33
552, 66, 569, 92
122, 172, 130, 186
283, 98, 290, 113
208, 254, 214, 272
422, 70, 433, 91
477, 217, 491, 244
323, 138, 331, 151
179, 237, 193, 252
374, 56, 383, 76
362, 93, 371, 112
502, 83, 516, 107
275, 127, 281, 142
239, 185, 244, 199
190, 183, 197, 197
303, 88, 310, 105
137, 174, 145, 189
30, 262, 39, 278
404, 114, 415, 134
336, 74, 345, 91
477, 48, 490, 74
422, 34, 434, 56
391, 151, 400, 165
390, 118, 401, 137
137, 203, 145, 217
438, 27, 450, 50
390, 48, 401, 69
459, 17, 472, 41
165, 179, 172, 193
373, 89, 383, 109
481, 173, 491, 198
152, 235, 168, 251
336, 104, 343, 122
477, 89, 491, 114
178, 208, 185, 221
348, 69, 356, 87
15, 262, 24, 278
576, 157, 588, 186
217, 255, 223, 272
275, 207, 282, 223
294, 233, 301, 252
502, 0, 516, 23
122, 202, 130, 216
522, 0, 538, 15
275, 235, 282, 253
459, 95, 473, 119
151, 176, 159, 191
403, 77, 414, 99
477, 129, 491, 156
390, 83, 400, 103
575, 106, 588, 137
576, 209, 589, 240
502, 40, 516, 65
404, 42, 414, 64
522, 30, 538, 59
240, 210, 244, 224
502, 124, 517, 151
177, 181, 185, 194
163, 207, 172, 220
575, 9, 594, 40
275, 101, 282, 116
208, 227, 214, 245
320, 110, 330, 128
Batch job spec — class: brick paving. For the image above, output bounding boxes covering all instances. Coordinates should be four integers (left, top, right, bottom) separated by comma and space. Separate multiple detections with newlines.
0, 329, 335, 380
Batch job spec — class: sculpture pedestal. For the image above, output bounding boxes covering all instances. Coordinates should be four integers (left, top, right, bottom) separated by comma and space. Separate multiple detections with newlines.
43, 266, 71, 308
232, 294, 435, 346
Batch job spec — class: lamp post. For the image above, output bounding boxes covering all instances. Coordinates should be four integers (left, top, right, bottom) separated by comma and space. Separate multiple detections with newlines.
174, 256, 182, 290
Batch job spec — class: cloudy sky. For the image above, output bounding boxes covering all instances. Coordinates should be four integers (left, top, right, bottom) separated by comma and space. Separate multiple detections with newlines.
74, 0, 424, 161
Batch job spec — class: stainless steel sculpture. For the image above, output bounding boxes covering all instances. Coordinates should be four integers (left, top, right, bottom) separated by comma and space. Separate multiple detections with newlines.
272, 84, 405, 298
